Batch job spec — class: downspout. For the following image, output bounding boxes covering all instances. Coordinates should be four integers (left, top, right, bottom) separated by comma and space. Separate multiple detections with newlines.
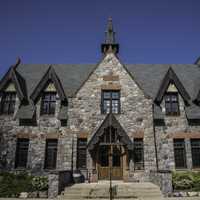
152, 104, 159, 171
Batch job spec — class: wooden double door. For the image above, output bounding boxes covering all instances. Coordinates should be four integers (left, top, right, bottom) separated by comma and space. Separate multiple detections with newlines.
98, 145, 123, 180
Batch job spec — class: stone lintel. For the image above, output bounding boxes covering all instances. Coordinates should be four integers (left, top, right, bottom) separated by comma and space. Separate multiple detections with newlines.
103, 75, 119, 81
16, 132, 29, 138
132, 131, 144, 138
101, 83, 121, 90
46, 132, 59, 139
167, 132, 200, 139
77, 132, 88, 138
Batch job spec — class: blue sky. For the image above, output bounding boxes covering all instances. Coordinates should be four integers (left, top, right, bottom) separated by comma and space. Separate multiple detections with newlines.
0, 0, 200, 76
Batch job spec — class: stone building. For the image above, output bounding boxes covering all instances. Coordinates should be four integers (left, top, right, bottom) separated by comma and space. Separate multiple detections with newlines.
0, 18, 200, 195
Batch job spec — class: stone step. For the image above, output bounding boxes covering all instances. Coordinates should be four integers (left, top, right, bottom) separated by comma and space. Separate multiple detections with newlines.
60, 182, 163, 200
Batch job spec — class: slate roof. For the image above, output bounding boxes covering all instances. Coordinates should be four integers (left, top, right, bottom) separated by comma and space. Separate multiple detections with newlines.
16, 64, 97, 98
1, 60, 200, 120
125, 64, 200, 100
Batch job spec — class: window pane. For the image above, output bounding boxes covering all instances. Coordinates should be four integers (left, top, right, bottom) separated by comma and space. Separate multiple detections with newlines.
41, 92, 56, 115
77, 138, 87, 169
99, 146, 109, 167
174, 139, 186, 169
112, 92, 119, 99
0, 92, 16, 115
112, 146, 121, 167
112, 100, 119, 113
45, 139, 58, 169
103, 92, 111, 99
165, 92, 179, 115
103, 100, 110, 114
15, 139, 29, 168
191, 139, 200, 168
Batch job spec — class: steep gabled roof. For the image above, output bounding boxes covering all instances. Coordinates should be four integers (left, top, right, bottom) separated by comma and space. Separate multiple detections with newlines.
16, 63, 96, 98
30, 66, 66, 102
155, 67, 190, 103
126, 64, 200, 101
0, 67, 27, 101
87, 113, 133, 151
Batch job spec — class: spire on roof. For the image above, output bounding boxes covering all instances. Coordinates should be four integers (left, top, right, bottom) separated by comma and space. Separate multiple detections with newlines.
105, 17, 115, 44
101, 18, 119, 54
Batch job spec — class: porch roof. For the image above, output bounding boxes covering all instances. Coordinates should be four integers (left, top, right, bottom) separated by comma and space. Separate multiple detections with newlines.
87, 113, 133, 151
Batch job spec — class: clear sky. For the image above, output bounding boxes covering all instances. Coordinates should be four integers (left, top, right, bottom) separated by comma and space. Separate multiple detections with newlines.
0, 0, 200, 76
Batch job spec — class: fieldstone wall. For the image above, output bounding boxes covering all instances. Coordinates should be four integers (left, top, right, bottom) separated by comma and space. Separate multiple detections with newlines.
155, 93, 200, 171
0, 91, 73, 173
68, 52, 157, 180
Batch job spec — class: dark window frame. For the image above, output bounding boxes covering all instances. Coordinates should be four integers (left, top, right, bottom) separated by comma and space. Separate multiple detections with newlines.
44, 139, 58, 170
165, 92, 180, 116
77, 138, 87, 169
191, 139, 200, 168
174, 139, 187, 169
0, 92, 16, 115
101, 90, 120, 114
15, 138, 29, 169
134, 138, 144, 170
40, 92, 56, 115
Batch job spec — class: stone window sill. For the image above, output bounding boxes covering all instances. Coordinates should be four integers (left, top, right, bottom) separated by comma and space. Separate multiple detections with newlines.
40, 115, 56, 119
0, 114, 14, 119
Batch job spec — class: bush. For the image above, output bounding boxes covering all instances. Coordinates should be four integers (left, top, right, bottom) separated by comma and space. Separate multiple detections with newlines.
32, 176, 48, 191
172, 171, 200, 191
0, 172, 48, 197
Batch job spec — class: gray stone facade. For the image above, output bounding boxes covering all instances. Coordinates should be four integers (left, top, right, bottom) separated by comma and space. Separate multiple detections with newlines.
0, 20, 200, 197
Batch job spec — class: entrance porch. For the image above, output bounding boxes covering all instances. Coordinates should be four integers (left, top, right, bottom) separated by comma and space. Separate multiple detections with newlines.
87, 113, 133, 181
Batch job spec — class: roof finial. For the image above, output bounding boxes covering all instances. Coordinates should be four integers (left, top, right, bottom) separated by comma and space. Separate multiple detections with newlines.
105, 17, 115, 44
101, 18, 119, 54
11, 57, 21, 69
107, 17, 113, 32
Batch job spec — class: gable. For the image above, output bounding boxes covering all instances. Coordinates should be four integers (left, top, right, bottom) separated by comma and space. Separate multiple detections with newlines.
30, 66, 66, 102
0, 67, 27, 101
87, 113, 133, 151
155, 67, 190, 103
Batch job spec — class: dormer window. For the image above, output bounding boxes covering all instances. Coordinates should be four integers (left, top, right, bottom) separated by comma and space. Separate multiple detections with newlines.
40, 92, 56, 115
165, 92, 180, 116
0, 92, 16, 115
102, 90, 120, 114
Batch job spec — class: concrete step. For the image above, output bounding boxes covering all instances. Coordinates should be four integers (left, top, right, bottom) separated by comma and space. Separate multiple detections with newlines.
60, 181, 163, 200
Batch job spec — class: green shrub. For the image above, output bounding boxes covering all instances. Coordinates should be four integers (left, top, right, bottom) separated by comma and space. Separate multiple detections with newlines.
32, 176, 48, 191
0, 172, 48, 197
172, 171, 200, 191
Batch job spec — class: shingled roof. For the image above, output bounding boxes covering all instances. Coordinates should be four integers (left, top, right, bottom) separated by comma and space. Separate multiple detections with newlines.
1, 60, 200, 120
